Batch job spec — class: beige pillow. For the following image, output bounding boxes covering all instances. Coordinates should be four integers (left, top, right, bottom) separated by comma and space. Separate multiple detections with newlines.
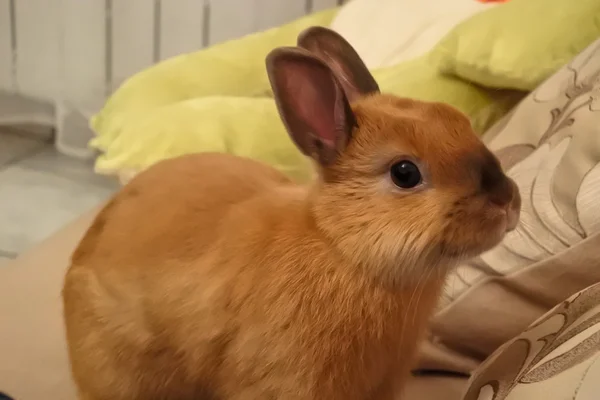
329, 0, 497, 69
464, 282, 600, 400
418, 38, 600, 374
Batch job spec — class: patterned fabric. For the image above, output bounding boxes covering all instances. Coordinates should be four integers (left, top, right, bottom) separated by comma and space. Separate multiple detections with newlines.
464, 282, 600, 400
418, 38, 600, 374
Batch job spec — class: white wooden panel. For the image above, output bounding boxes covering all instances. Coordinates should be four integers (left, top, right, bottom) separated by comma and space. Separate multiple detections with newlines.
14, 0, 60, 101
111, 0, 155, 91
159, 0, 206, 60
61, 0, 106, 111
254, 0, 306, 32
0, 0, 12, 91
208, 0, 256, 45
312, 0, 340, 12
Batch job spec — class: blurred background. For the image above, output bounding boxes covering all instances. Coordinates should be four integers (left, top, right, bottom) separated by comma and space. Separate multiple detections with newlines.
0, 0, 341, 261
6, 2, 600, 399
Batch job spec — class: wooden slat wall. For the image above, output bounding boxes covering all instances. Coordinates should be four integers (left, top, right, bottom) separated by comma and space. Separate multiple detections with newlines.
61, 0, 107, 110
110, 0, 156, 92
158, 0, 207, 61
208, 0, 258, 45
0, 0, 13, 91
0, 0, 345, 154
3, 0, 344, 100
13, 0, 60, 101
311, 0, 341, 12
255, 0, 307, 33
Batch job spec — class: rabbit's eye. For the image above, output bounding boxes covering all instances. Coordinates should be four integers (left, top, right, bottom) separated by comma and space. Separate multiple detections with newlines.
390, 160, 422, 189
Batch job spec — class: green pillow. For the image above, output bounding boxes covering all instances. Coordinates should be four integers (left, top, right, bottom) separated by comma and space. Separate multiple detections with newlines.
430, 0, 600, 91
93, 97, 315, 184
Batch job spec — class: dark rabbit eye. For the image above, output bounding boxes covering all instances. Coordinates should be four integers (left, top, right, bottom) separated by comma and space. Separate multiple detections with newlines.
390, 160, 422, 189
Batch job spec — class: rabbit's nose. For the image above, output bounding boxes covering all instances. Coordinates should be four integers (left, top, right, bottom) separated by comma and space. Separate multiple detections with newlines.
486, 176, 515, 209
479, 153, 514, 208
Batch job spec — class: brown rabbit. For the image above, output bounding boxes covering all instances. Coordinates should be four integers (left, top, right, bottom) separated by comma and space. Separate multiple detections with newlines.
62, 27, 520, 400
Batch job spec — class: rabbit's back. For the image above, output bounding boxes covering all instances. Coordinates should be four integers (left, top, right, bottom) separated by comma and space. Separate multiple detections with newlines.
72, 152, 292, 269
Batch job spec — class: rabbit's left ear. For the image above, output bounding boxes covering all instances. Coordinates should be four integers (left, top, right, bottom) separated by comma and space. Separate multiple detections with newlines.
266, 47, 356, 166
297, 26, 379, 103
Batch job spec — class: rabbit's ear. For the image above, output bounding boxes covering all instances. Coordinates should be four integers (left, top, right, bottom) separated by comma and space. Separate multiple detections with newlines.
266, 47, 356, 166
297, 26, 379, 102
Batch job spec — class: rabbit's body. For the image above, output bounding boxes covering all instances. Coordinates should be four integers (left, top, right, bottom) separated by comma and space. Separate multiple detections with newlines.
65, 154, 441, 400
64, 27, 520, 400
65, 155, 441, 400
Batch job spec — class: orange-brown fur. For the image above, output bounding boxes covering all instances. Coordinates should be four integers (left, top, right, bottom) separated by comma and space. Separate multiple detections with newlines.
63, 28, 519, 400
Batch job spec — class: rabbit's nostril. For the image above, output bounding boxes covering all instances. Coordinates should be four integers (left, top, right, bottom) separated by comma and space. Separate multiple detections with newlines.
478, 153, 513, 207
486, 177, 514, 208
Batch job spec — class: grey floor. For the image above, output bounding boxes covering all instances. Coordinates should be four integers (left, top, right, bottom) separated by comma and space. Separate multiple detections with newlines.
0, 127, 119, 263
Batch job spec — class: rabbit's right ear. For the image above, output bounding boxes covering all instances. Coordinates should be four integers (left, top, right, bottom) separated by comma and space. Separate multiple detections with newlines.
266, 47, 356, 167
297, 26, 379, 102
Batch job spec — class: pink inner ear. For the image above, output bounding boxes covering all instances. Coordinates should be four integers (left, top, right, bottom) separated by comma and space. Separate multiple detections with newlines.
289, 65, 338, 146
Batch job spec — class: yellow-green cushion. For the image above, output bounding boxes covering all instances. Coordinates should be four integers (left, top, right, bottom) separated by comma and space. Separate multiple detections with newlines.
430, 0, 600, 91
94, 97, 314, 184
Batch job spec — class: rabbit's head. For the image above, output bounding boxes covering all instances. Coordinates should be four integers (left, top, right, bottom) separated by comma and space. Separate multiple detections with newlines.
267, 27, 520, 285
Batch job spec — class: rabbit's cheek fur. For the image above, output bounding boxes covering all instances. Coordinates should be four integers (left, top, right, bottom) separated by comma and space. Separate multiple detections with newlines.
311, 186, 451, 287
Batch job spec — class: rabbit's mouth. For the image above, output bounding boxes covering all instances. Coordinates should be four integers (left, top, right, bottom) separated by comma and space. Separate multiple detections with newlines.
435, 231, 506, 263
434, 241, 474, 263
